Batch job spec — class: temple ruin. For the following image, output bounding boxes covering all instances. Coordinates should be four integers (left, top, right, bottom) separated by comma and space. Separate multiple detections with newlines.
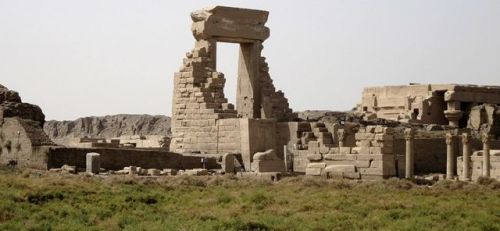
169, 6, 500, 180
359, 84, 500, 129
1, 5, 499, 181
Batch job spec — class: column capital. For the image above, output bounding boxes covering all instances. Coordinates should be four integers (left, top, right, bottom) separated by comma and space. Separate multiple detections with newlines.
337, 130, 345, 139
445, 133, 454, 145
482, 132, 491, 144
404, 128, 415, 140
444, 110, 463, 120
461, 133, 471, 144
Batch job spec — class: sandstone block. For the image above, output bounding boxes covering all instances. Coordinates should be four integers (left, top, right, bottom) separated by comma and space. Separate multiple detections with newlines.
184, 168, 209, 176
305, 167, 322, 176
374, 134, 393, 141
355, 160, 371, 168
61, 165, 76, 174
324, 165, 359, 179
319, 146, 331, 154
328, 148, 340, 154
307, 162, 327, 168
222, 153, 236, 173
252, 160, 285, 173
356, 140, 372, 147
161, 169, 178, 176
366, 126, 376, 133
307, 154, 323, 161
353, 147, 370, 155
374, 126, 385, 134
369, 147, 393, 155
355, 133, 375, 140
86, 153, 100, 174
340, 147, 352, 154
148, 169, 161, 176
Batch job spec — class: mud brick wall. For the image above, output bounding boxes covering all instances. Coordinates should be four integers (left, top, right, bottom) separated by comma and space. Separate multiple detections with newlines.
47, 147, 219, 170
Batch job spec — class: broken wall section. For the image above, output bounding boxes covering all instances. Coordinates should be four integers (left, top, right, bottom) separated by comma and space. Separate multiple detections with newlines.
170, 6, 295, 154
171, 40, 238, 153
288, 124, 396, 179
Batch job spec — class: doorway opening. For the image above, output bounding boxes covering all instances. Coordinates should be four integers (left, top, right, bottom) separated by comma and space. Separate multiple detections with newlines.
216, 42, 239, 108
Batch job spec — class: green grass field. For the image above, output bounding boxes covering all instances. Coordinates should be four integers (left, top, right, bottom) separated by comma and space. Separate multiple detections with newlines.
0, 168, 499, 231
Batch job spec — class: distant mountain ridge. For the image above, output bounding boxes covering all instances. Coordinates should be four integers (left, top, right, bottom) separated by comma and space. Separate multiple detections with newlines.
43, 114, 171, 140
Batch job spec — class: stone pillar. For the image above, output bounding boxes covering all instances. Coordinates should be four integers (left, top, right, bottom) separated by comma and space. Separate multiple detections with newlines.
444, 100, 463, 128
404, 128, 415, 179
337, 130, 345, 148
461, 133, 471, 181
222, 153, 235, 174
445, 133, 455, 180
237, 42, 262, 119
283, 145, 288, 172
482, 133, 491, 177
86, 153, 101, 174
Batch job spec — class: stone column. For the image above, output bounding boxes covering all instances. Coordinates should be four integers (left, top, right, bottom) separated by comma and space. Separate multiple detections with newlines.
445, 133, 455, 180
222, 153, 235, 174
404, 128, 415, 179
482, 133, 491, 177
461, 133, 471, 181
86, 153, 101, 174
444, 100, 463, 128
283, 145, 288, 173
237, 42, 262, 119
337, 130, 345, 148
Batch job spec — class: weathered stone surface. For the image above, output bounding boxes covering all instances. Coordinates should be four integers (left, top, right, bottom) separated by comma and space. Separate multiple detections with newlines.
61, 165, 76, 174
468, 104, 500, 135
170, 6, 295, 156
307, 154, 323, 161
147, 169, 161, 176
251, 149, 285, 172
305, 167, 323, 176
253, 149, 278, 161
222, 153, 235, 173
360, 84, 500, 128
161, 169, 178, 176
324, 165, 357, 177
191, 6, 270, 41
184, 168, 209, 176
86, 153, 101, 174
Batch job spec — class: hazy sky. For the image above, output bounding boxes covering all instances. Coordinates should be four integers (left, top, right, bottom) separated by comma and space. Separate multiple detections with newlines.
1, 0, 499, 120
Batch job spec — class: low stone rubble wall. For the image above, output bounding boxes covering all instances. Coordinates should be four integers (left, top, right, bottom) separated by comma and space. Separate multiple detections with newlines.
293, 125, 396, 179
47, 147, 220, 171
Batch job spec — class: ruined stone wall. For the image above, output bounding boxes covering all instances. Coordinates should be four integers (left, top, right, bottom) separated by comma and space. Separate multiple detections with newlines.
259, 57, 295, 121
170, 40, 238, 153
360, 84, 500, 129
170, 6, 294, 155
47, 147, 219, 171
360, 84, 452, 123
292, 125, 396, 179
